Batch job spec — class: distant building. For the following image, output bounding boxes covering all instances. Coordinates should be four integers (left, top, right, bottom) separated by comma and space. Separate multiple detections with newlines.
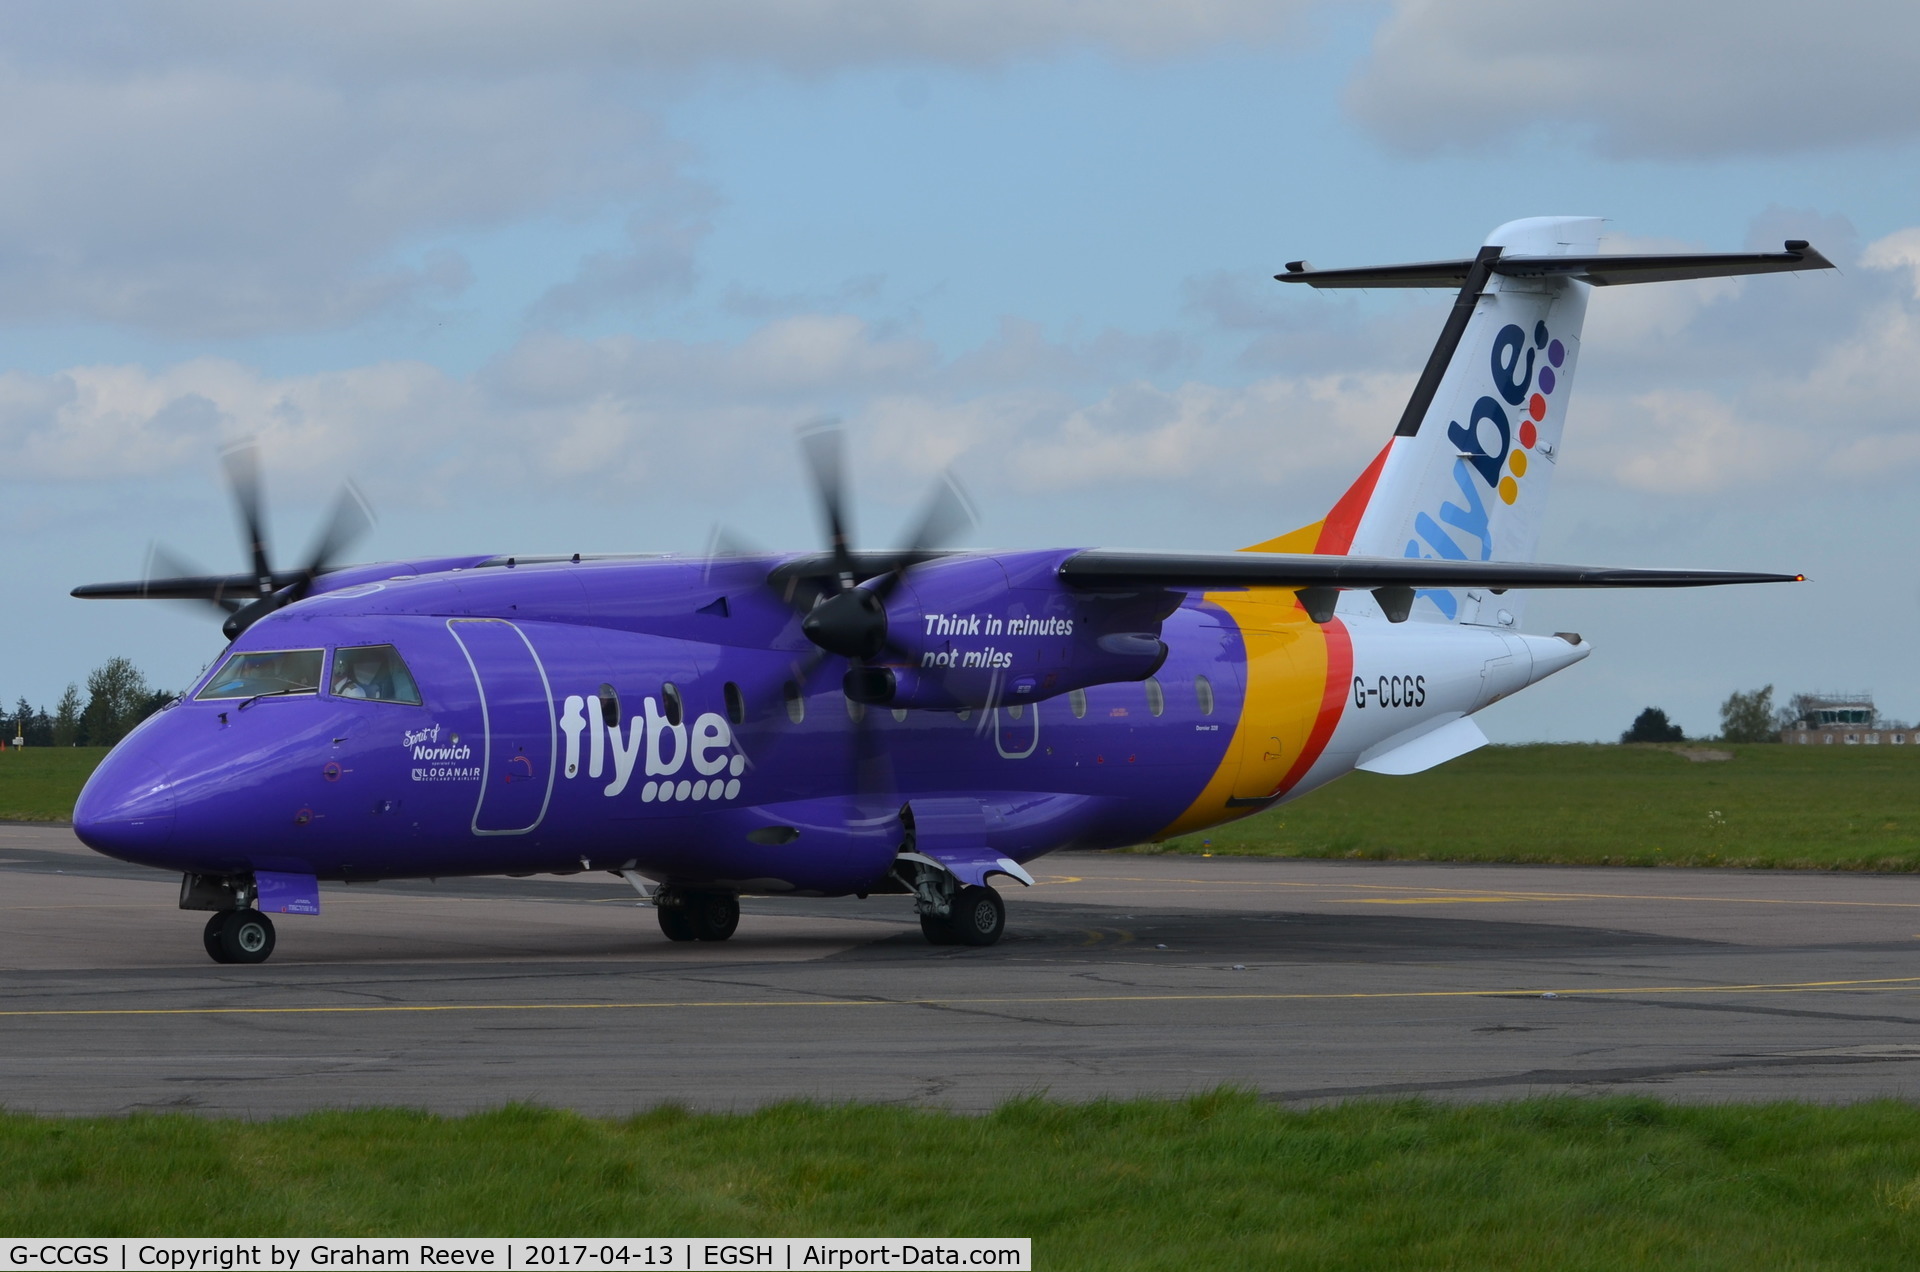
1780, 692, 1913, 746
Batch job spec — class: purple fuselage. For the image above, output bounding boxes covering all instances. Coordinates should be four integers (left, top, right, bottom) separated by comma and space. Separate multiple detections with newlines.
74, 553, 1245, 896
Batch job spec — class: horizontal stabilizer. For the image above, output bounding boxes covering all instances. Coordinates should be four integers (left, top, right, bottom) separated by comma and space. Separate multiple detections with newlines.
1356, 714, 1489, 775
1276, 242, 1833, 289
1058, 550, 1801, 593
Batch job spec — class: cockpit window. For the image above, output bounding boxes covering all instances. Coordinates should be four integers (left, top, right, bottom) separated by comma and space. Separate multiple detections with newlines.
330, 644, 423, 705
196, 649, 325, 700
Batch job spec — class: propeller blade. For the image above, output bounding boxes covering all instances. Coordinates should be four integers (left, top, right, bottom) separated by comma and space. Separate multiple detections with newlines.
703, 523, 774, 590
848, 693, 897, 817
220, 440, 274, 597
869, 470, 976, 603
287, 481, 374, 600
797, 420, 858, 586
146, 543, 244, 614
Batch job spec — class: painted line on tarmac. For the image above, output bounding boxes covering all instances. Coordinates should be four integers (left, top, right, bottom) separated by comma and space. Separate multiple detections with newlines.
5, 975, 1920, 1018
1049, 875, 1920, 909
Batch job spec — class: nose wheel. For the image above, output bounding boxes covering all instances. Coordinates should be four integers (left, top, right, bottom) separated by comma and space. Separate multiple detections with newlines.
202, 909, 277, 964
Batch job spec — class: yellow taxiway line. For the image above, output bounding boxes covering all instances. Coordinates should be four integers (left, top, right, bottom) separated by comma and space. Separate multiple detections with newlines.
4, 975, 1920, 1018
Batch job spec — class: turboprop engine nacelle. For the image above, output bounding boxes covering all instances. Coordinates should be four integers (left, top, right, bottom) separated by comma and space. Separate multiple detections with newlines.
840, 551, 1178, 710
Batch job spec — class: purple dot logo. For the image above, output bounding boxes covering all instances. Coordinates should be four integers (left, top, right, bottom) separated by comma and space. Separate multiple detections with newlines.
1548, 339, 1565, 367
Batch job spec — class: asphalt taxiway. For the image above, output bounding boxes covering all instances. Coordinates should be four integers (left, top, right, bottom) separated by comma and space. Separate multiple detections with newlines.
6, 822, 1920, 1116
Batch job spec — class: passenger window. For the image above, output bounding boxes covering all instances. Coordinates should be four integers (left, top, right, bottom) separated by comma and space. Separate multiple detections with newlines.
724, 681, 745, 725
598, 684, 620, 728
663, 682, 684, 726
1068, 689, 1088, 719
1195, 675, 1215, 716
198, 649, 324, 700
1145, 677, 1165, 717
329, 645, 423, 705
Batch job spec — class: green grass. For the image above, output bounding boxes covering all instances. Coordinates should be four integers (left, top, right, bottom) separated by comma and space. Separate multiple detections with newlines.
0, 747, 107, 821
1158, 743, 1920, 870
13, 743, 1920, 869
5, 1095, 1920, 1268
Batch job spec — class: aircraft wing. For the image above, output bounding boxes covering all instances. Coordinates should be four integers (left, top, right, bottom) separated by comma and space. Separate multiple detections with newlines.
70, 571, 307, 602
1274, 241, 1833, 288
1057, 551, 1801, 592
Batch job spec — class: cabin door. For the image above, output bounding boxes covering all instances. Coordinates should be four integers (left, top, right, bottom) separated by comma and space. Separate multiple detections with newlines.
447, 618, 557, 835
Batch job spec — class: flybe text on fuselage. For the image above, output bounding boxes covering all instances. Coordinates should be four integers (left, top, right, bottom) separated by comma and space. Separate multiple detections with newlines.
557, 694, 745, 803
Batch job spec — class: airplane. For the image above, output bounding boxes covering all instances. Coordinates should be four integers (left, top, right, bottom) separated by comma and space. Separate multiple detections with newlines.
69, 216, 1827, 964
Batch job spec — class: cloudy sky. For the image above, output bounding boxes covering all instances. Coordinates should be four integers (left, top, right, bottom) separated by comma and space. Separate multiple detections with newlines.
8, 0, 1919, 741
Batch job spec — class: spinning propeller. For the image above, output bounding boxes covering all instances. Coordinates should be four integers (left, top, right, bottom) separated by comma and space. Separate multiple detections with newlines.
71, 441, 373, 641
786, 421, 974, 691
733, 422, 974, 811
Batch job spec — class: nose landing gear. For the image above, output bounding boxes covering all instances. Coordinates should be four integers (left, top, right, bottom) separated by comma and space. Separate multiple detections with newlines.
202, 909, 277, 964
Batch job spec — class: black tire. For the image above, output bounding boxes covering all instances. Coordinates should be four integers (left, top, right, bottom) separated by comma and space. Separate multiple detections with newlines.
203, 912, 231, 963
688, 891, 740, 942
657, 903, 698, 942
950, 885, 1005, 946
216, 909, 276, 964
919, 912, 962, 945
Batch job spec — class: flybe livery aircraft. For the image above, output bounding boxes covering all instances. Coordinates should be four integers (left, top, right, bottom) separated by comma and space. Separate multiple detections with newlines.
72, 217, 1825, 964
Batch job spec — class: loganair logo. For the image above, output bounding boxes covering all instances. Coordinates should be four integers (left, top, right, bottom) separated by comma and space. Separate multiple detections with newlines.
404, 724, 479, 782
558, 694, 746, 804
1406, 320, 1568, 618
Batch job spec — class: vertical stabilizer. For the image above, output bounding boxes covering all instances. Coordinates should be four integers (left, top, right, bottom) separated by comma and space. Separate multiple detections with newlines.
1348, 216, 1600, 625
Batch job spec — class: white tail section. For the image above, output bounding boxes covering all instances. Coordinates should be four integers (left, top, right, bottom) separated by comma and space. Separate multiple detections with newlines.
1347, 216, 1601, 626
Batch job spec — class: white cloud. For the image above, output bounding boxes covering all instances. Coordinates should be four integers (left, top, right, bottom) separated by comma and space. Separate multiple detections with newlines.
11, 217, 1920, 535
145, 1, 1319, 76
1347, 0, 1920, 158
0, 2, 1321, 337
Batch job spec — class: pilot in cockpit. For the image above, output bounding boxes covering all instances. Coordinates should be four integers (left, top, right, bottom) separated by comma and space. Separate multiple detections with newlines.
333, 647, 394, 700
330, 643, 424, 705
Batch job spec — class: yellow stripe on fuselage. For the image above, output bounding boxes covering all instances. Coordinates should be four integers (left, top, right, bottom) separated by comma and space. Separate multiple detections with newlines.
1154, 589, 1338, 840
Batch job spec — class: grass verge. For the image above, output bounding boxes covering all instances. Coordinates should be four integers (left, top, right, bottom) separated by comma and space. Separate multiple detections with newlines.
1156, 743, 1920, 870
5, 1095, 1920, 1269
0, 747, 107, 821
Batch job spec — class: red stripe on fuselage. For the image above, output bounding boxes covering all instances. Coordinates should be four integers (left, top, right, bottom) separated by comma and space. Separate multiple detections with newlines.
1314, 441, 1392, 555
1275, 611, 1352, 796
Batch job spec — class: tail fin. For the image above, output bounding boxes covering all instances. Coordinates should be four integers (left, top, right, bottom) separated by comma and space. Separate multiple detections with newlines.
1259, 217, 1831, 627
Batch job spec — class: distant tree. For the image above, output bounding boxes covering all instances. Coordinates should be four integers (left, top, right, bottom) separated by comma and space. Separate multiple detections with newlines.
1622, 707, 1685, 743
79, 658, 151, 748
50, 685, 82, 747
1780, 692, 1821, 731
24, 707, 53, 748
1720, 685, 1778, 743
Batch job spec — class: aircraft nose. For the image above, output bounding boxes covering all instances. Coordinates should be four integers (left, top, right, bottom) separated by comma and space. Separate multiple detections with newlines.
73, 749, 176, 863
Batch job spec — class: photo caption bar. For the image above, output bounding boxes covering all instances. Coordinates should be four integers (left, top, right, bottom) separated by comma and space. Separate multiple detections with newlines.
3, 1241, 1030, 1272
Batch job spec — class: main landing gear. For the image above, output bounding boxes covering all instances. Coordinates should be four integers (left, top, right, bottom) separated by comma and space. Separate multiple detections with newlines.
915, 882, 1006, 947
202, 909, 276, 964
656, 888, 740, 942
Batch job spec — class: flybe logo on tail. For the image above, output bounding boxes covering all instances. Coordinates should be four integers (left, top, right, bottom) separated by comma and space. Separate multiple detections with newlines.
1406, 320, 1567, 618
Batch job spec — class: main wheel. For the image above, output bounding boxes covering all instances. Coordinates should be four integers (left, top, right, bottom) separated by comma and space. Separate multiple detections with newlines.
687, 891, 740, 942
949, 885, 1005, 947
657, 903, 698, 942
214, 909, 276, 964
203, 913, 229, 963
919, 912, 959, 945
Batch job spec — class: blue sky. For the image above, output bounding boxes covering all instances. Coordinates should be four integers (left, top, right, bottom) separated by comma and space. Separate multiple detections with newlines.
6, 1, 1919, 740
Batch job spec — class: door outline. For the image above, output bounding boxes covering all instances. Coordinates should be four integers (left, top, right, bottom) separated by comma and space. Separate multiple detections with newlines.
992, 701, 1040, 759
447, 618, 558, 836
